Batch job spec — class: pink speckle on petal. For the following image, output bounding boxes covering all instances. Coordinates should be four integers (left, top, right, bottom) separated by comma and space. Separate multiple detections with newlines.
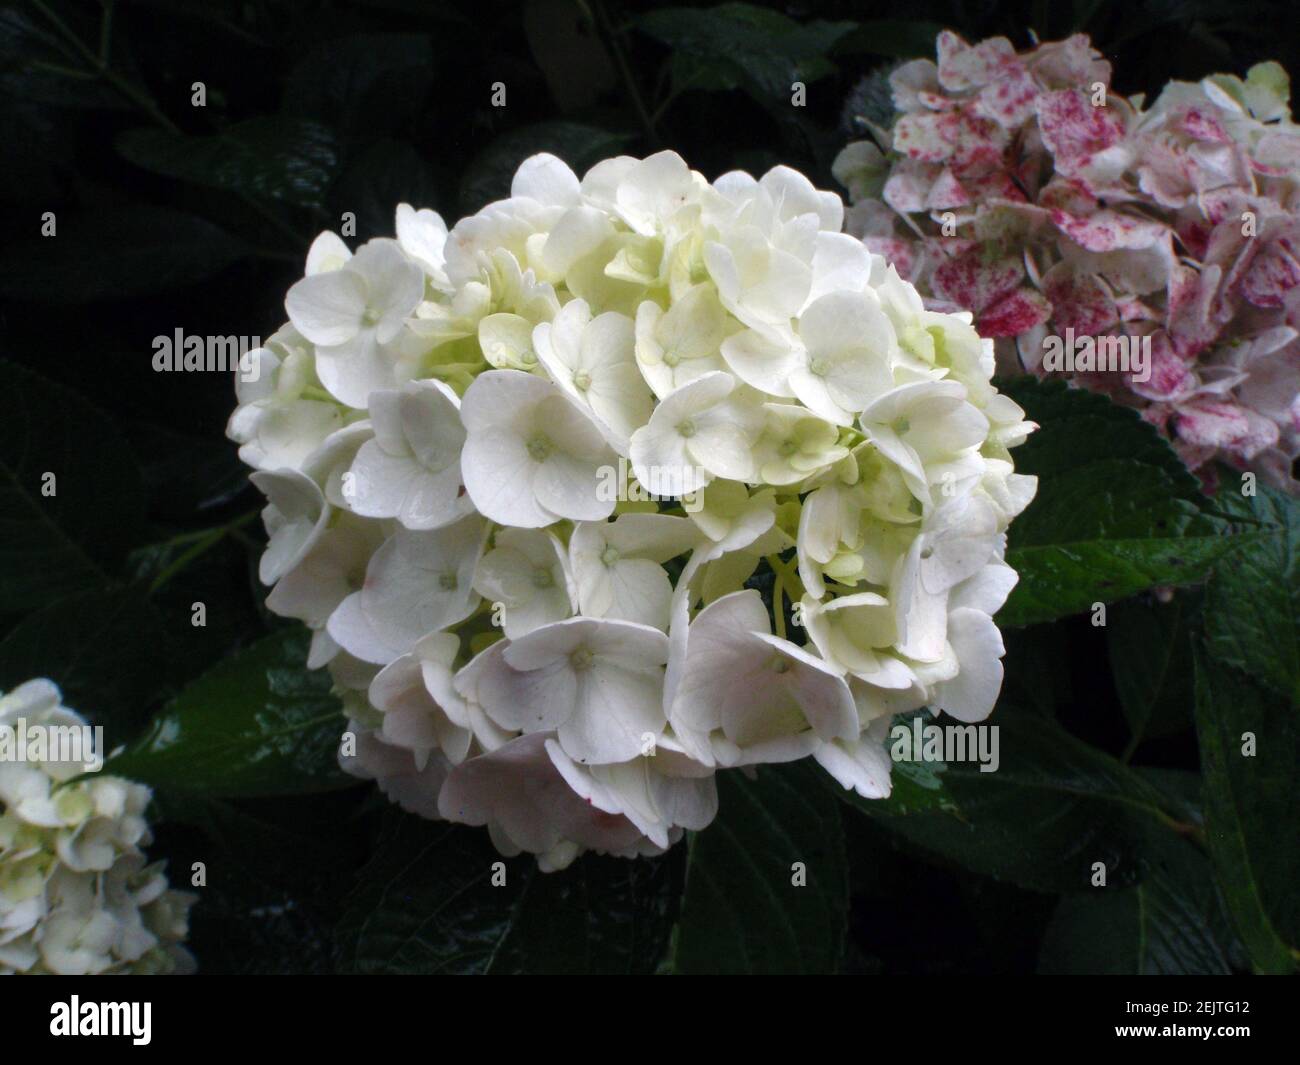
926, 169, 970, 210
895, 112, 955, 164
1131, 332, 1194, 402
931, 248, 1022, 312
1051, 208, 1167, 253
978, 288, 1052, 337
863, 237, 918, 280
1042, 264, 1118, 335
883, 164, 936, 214
1181, 107, 1230, 144
835, 26, 1300, 491
1241, 243, 1300, 308
1036, 89, 1125, 177
937, 31, 1018, 91
977, 67, 1040, 128
1175, 399, 1280, 459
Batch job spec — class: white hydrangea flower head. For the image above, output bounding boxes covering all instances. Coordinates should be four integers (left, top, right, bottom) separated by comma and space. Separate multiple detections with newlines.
231, 152, 1037, 870
0, 680, 195, 975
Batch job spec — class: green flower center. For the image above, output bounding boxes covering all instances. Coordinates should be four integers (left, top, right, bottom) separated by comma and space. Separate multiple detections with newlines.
527, 434, 552, 461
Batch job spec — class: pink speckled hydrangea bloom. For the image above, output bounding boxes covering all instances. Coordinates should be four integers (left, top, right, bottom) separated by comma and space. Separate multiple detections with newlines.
834, 31, 1300, 492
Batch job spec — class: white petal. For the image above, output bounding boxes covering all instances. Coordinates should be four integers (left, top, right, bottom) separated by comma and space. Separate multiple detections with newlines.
559, 661, 666, 763
931, 607, 1004, 722
948, 560, 1019, 616
305, 230, 352, 275
720, 328, 800, 397
512, 153, 581, 207
314, 329, 394, 409
285, 269, 365, 346
814, 734, 893, 799
462, 431, 554, 527
250, 468, 328, 585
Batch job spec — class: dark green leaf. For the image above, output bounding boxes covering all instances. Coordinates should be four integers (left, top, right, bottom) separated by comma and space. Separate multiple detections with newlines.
1000, 377, 1203, 492
154, 789, 370, 893
1133, 766, 1205, 828
331, 138, 441, 242
1203, 485, 1299, 703
1192, 644, 1299, 973
1108, 593, 1198, 743
124, 420, 250, 517
283, 32, 434, 141
0, 586, 176, 738
0, 361, 145, 611
0, 7, 126, 110
834, 20, 948, 60
841, 66, 899, 136
637, 3, 855, 102
185, 880, 337, 975
523, 0, 617, 113
1000, 623, 1072, 718
1004, 460, 1232, 628
340, 811, 681, 974
829, 716, 958, 818
0, 207, 247, 302
671, 760, 847, 973
998, 379, 1238, 628
117, 118, 339, 209
1038, 765, 1243, 975
150, 790, 374, 975
126, 527, 265, 680
108, 628, 350, 797
0, 99, 74, 201
868, 712, 1183, 893
1038, 832, 1239, 974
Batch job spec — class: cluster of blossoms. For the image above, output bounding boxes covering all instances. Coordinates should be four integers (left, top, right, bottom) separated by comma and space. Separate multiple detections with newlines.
834, 31, 1300, 491
0, 680, 195, 974
229, 150, 1036, 871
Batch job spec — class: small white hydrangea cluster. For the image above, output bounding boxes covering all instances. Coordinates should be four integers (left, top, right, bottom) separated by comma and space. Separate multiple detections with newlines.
229, 151, 1037, 871
0, 680, 195, 974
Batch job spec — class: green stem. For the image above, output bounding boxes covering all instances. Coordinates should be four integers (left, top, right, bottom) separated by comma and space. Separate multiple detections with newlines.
149, 511, 259, 594
765, 553, 806, 604
98, 0, 114, 65
586, 0, 657, 147
1160, 813, 1208, 851
32, 0, 180, 133
32, 0, 307, 249
29, 60, 98, 80
772, 573, 787, 640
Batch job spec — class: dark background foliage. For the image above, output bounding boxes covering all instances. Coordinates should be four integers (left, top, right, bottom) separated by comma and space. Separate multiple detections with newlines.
1, 0, 1296, 974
